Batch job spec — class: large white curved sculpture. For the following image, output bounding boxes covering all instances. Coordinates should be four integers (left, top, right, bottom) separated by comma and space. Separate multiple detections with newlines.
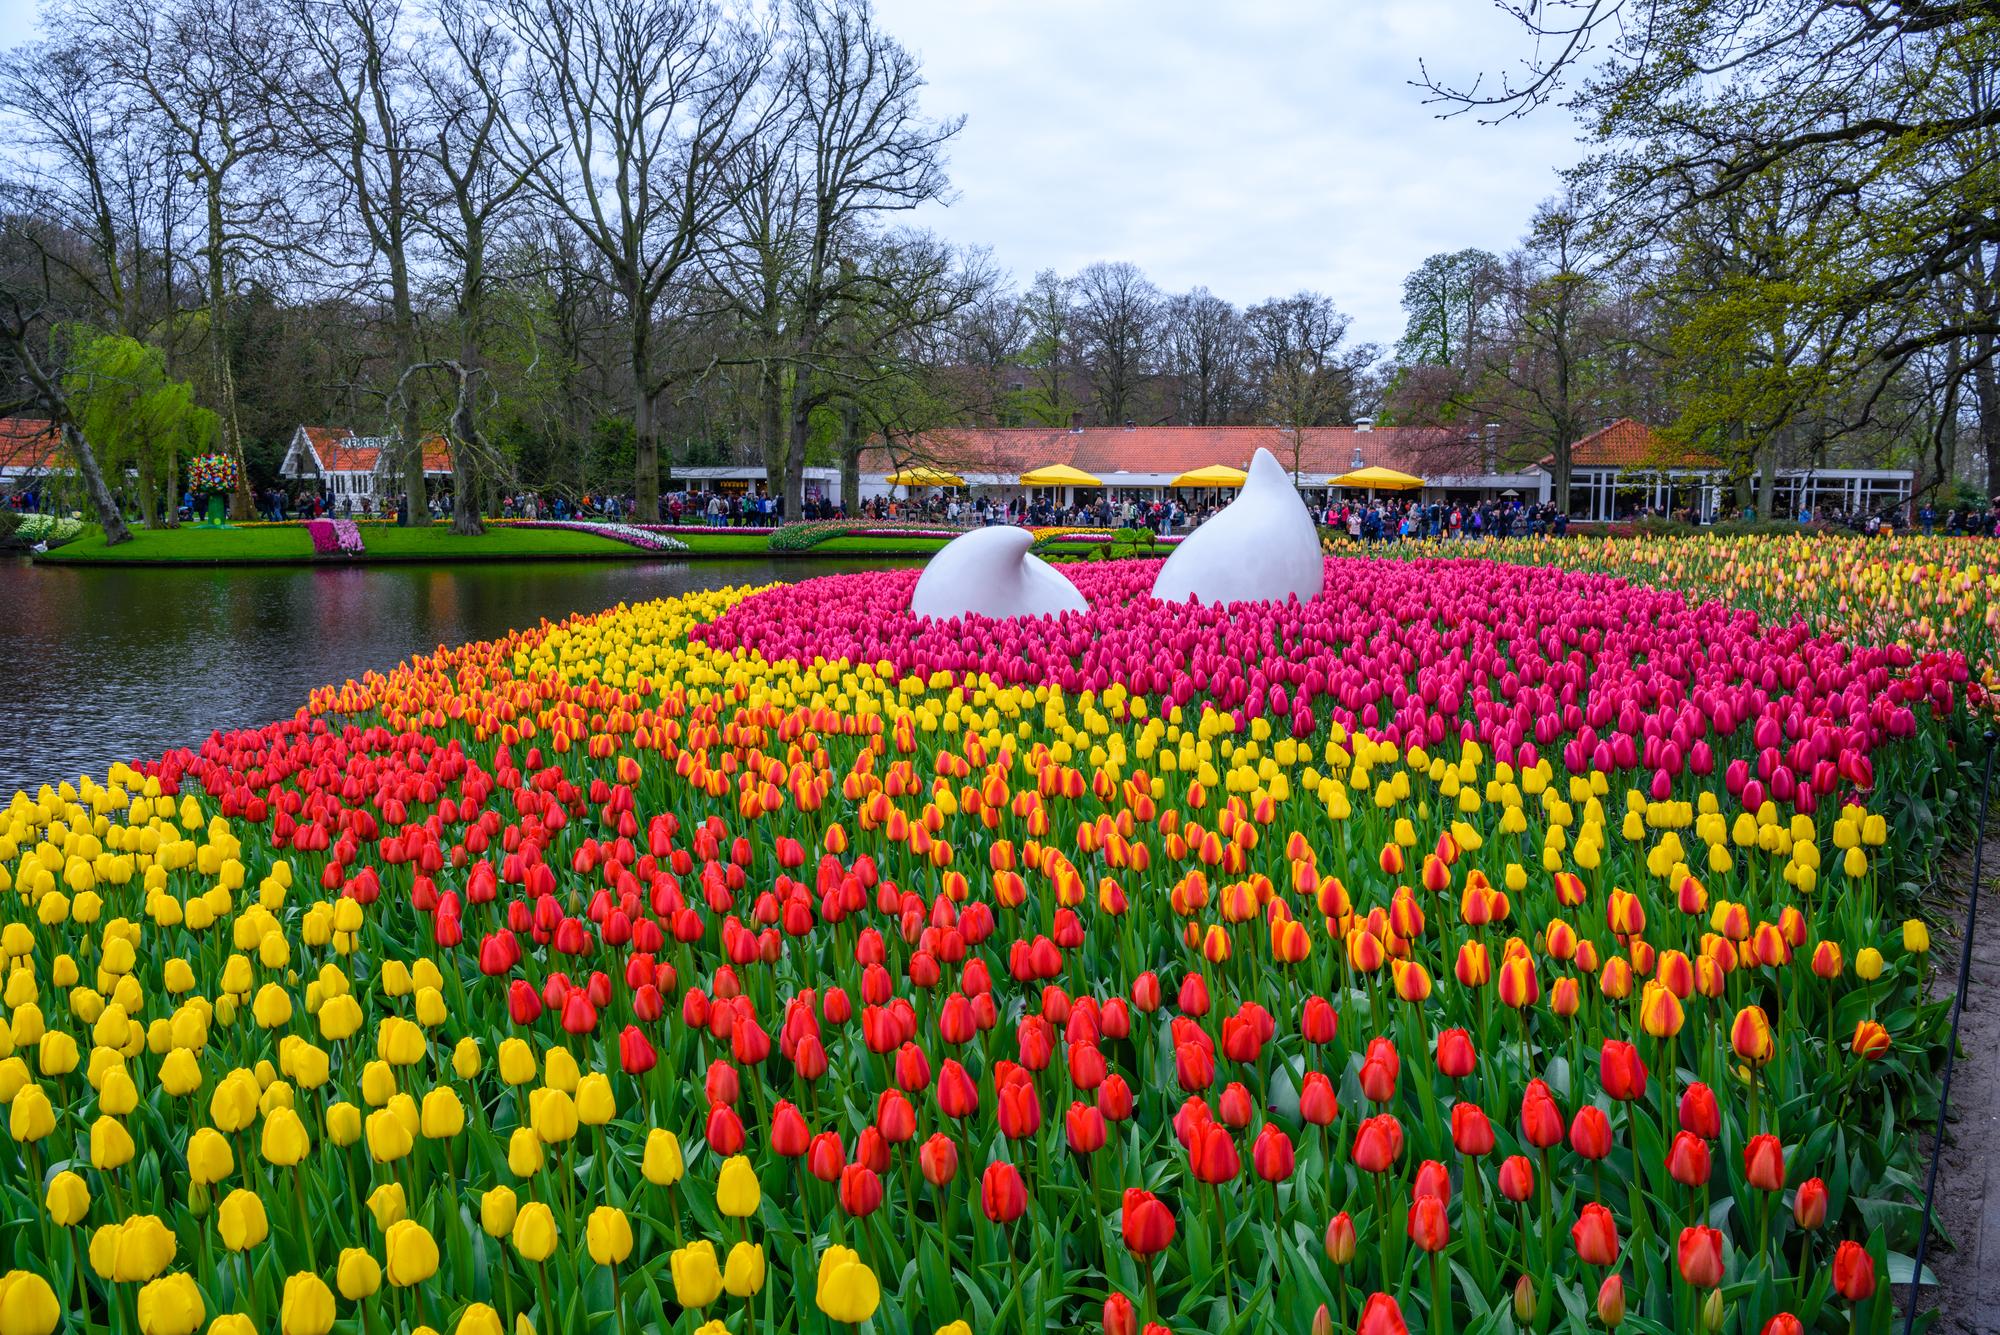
1151, 447, 1325, 606
909, 525, 1089, 621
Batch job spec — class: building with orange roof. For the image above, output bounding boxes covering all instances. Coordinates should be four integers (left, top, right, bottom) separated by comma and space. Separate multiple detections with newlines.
1558, 418, 1912, 523
0, 418, 63, 488
279, 425, 452, 507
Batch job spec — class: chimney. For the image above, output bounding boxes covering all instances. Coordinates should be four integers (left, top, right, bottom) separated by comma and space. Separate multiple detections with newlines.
1350, 446, 1364, 469
1354, 416, 1374, 432
1123, 420, 1135, 430
1068, 410, 1084, 433
1482, 422, 1499, 475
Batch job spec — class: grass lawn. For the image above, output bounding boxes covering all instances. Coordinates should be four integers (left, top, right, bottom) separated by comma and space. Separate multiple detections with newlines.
34, 524, 952, 565
40, 522, 632, 565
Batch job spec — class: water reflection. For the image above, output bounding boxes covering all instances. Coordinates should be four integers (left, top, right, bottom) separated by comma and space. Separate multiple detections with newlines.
0, 556, 917, 796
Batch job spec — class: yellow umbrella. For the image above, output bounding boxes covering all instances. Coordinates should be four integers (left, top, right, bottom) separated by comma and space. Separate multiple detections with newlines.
1169, 464, 1248, 488
884, 465, 965, 487
1017, 463, 1102, 486
1330, 465, 1424, 491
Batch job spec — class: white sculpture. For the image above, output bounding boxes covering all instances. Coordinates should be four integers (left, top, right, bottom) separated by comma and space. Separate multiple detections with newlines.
909, 525, 1089, 620
1151, 447, 1325, 606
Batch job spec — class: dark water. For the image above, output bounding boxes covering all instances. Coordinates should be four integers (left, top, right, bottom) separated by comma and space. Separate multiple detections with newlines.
0, 556, 920, 797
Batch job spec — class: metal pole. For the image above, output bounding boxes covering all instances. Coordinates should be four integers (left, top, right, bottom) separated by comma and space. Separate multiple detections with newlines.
1905, 729, 1999, 1333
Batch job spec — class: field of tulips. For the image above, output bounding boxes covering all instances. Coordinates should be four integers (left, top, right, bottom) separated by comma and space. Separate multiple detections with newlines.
0, 539, 1990, 1335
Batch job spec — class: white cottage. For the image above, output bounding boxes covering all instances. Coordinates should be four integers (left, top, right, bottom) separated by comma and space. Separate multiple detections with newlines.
279, 425, 452, 506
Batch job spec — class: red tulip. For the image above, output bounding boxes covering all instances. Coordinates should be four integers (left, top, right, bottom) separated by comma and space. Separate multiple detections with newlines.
617, 1025, 656, 1075
1065, 1101, 1107, 1156
918, 1133, 958, 1187
1356, 1292, 1409, 1335
995, 1078, 1041, 1140
1450, 1101, 1494, 1157
1412, 1159, 1451, 1205
1097, 1074, 1134, 1122
1359, 1036, 1400, 1102
1298, 1072, 1338, 1126
1350, 1114, 1403, 1175
1571, 1202, 1619, 1266
770, 1100, 810, 1158
1300, 996, 1338, 1044
1569, 1105, 1613, 1160
1121, 1188, 1176, 1256
838, 1162, 883, 1217
1760, 1316, 1804, 1335
1252, 1123, 1295, 1182
806, 1130, 845, 1183
1793, 1177, 1827, 1230
1104, 1293, 1137, 1335
1520, 1079, 1564, 1148
1497, 1154, 1535, 1203
981, 1160, 1028, 1223
1677, 1225, 1724, 1288
1743, 1134, 1785, 1191
1596, 1273, 1625, 1327
1598, 1039, 1647, 1101
1678, 1082, 1720, 1139
936, 1059, 979, 1120
1324, 1211, 1357, 1265
1666, 1131, 1712, 1188
1434, 1028, 1477, 1079
1187, 1120, 1240, 1184
1833, 1241, 1875, 1301
1406, 1195, 1449, 1252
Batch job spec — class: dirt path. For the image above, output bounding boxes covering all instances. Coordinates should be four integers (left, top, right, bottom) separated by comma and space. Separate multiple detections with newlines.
1905, 820, 2000, 1332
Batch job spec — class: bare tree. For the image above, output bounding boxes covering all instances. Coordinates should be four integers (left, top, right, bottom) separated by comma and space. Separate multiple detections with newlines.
1019, 267, 1077, 425
1244, 290, 1378, 482
1160, 287, 1247, 425
69, 0, 298, 520
1072, 259, 1157, 425
285, 0, 436, 522
472, 0, 768, 520
759, 0, 962, 519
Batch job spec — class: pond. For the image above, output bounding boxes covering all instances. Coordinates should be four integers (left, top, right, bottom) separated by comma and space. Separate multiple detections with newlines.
0, 556, 922, 798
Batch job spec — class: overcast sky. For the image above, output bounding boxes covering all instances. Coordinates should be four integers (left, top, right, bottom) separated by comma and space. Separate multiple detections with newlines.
874, 0, 1587, 349
0, 0, 1584, 349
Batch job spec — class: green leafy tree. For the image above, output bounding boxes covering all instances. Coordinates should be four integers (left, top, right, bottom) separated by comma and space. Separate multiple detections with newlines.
63, 330, 217, 527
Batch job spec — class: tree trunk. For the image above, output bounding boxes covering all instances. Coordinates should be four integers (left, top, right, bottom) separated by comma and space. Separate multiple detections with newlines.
136, 454, 159, 529
785, 403, 811, 526
1756, 446, 1776, 522
1977, 333, 2000, 502
758, 361, 786, 503
631, 295, 659, 521
65, 422, 131, 546
204, 183, 251, 522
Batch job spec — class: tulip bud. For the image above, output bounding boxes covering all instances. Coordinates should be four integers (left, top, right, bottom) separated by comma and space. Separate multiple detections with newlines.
1596, 1273, 1625, 1327
1701, 1289, 1727, 1332
1311, 1304, 1334, 1335
1513, 1274, 1537, 1324
1323, 1211, 1357, 1265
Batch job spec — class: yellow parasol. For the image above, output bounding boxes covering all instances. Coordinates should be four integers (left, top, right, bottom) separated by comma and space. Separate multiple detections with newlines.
884, 465, 965, 487
1329, 466, 1425, 491
1169, 464, 1248, 488
1017, 464, 1102, 486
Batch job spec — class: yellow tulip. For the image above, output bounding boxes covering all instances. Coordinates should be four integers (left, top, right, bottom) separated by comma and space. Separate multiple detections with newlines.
1903, 919, 1931, 954
366, 1107, 414, 1163
716, 1155, 760, 1218
723, 1241, 766, 1297
158, 1048, 202, 1097
327, 1101, 363, 1147
337, 1247, 382, 1300
586, 1206, 632, 1266
1856, 947, 1886, 981
281, 1272, 335, 1335
89, 1116, 138, 1176
481, 1187, 518, 1238
383, 1220, 439, 1287
815, 1245, 880, 1324
45, 1169, 90, 1226
9, 1084, 53, 1141
262, 1107, 311, 1167
419, 1088, 464, 1140
134, 1273, 204, 1335
0, 1270, 60, 1335
669, 1241, 723, 1308
90, 1216, 176, 1282
452, 1038, 481, 1080
575, 1073, 615, 1126
936, 1324, 972, 1335
511, 1202, 558, 1263
527, 1088, 576, 1143
642, 1129, 683, 1186
366, 1183, 407, 1231
209, 1316, 257, 1335
217, 1189, 270, 1251
507, 1127, 544, 1178
496, 1039, 536, 1086
455, 1304, 506, 1335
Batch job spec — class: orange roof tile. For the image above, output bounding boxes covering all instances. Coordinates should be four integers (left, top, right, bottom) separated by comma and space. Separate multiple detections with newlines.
864, 425, 1489, 481
0, 418, 62, 472
1566, 419, 1719, 469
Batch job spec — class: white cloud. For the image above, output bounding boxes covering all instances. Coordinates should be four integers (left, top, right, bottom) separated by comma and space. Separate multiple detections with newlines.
877, 0, 1586, 348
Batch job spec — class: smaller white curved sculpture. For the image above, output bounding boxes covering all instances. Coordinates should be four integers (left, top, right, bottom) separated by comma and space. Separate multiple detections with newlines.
909, 525, 1089, 621
1151, 446, 1325, 606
